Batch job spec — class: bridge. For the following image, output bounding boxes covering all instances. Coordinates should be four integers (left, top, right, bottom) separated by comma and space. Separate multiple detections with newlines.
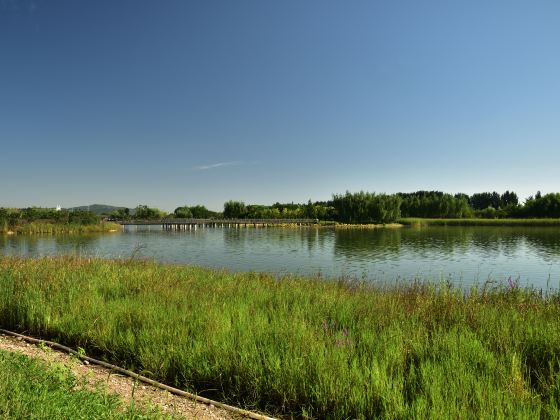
120, 218, 317, 230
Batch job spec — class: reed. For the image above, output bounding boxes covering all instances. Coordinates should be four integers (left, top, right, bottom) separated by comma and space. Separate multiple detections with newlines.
1, 222, 121, 235
0, 256, 559, 418
399, 217, 560, 227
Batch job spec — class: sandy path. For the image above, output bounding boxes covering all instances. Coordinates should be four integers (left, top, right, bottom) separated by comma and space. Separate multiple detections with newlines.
0, 333, 247, 420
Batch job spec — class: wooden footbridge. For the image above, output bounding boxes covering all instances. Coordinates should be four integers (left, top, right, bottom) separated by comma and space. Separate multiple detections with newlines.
120, 219, 317, 230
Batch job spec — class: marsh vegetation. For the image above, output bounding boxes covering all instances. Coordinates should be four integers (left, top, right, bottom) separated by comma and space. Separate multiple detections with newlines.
1, 257, 560, 418
0, 348, 166, 419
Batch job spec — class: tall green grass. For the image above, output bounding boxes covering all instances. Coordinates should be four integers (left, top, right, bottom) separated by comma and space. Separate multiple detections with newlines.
1, 222, 121, 234
0, 349, 168, 419
1, 257, 560, 418
400, 217, 560, 227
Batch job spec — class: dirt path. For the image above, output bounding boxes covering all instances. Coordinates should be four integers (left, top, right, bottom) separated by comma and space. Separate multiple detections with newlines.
0, 333, 247, 420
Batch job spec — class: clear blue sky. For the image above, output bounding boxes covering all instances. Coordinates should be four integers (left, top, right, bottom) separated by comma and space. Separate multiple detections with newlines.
1, 0, 559, 211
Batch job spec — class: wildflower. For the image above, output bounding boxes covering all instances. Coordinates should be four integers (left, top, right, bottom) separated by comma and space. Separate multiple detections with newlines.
507, 276, 518, 290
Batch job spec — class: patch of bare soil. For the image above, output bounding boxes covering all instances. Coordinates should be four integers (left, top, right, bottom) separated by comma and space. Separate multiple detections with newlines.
0, 334, 247, 419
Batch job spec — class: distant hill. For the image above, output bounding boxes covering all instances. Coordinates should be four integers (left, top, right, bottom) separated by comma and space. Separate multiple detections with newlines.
67, 204, 127, 215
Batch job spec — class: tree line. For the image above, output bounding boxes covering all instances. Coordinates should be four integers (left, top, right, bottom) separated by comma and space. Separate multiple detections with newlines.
0, 207, 101, 230
221, 190, 560, 223
4, 190, 559, 227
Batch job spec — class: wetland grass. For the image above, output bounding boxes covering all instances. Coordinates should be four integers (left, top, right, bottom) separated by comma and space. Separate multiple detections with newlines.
0, 349, 167, 419
400, 217, 560, 227
1, 222, 121, 235
1, 256, 559, 418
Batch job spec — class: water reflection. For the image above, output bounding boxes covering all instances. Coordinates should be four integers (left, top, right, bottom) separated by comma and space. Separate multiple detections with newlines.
1, 226, 559, 288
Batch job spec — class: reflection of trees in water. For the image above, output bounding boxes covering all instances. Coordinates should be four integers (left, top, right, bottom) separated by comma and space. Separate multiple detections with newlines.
223, 227, 330, 255
465, 227, 560, 260
302, 228, 329, 253
53, 234, 100, 248
518, 228, 560, 261
400, 227, 471, 253
333, 227, 560, 261
223, 228, 246, 249
398, 227, 549, 259
0, 234, 104, 258
52, 234, 102, 256
0, 235, 43, 256
333, 229, 402, 259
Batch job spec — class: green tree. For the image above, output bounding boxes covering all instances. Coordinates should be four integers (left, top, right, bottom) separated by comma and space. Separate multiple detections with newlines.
134, 205, 165, 220
223, 201, 247, 219
174, 206, 193, 218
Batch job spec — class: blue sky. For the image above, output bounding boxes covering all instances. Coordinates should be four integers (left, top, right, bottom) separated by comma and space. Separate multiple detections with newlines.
1, 0, 559, 211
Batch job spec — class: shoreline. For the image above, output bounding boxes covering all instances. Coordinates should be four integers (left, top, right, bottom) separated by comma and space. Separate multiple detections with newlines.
3, 217, 560, 236
399, 217, 560, 227
1, 256, 559, 418
1, 222, 122, 235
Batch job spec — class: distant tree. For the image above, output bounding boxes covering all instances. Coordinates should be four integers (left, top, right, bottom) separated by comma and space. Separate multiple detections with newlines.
399, 191, 471, 218
174, 206, 193, 218
331, 191, 401, 223
68, 210, 100, 225
223, 201, 247, 219
470, 191, 505, 210
500, 191, 519, 207
134, 205, 165, 220
111, 208, 131, 221
536, 191, 542, 200
189, 205, 213, 218
475, 207, 498, 219
524, 193, 560, 218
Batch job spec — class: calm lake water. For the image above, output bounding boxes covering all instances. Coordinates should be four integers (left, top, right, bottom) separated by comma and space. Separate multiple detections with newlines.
1, 226, 560, 289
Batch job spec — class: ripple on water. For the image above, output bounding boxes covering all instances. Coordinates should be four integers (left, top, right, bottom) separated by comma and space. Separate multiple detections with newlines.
1, 226, 559, 289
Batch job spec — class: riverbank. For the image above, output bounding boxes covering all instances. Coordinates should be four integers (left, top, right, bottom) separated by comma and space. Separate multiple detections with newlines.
1, 222, 121, 235
0, 334, 237, 419
1, 256, 559, 418
0, 345, 167, 419
318, 221, 403, 229
399, 217, 560, 227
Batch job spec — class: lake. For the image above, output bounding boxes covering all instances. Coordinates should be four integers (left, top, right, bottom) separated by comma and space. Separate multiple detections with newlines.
1, 225, 559, 289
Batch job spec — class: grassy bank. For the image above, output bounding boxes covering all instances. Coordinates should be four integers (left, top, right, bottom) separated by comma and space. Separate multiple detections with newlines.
1, 257, 560, 418
0, 349, 164, 419
1, 222, 121, 235
317, 221, 403, 229
399, 217, 560, 227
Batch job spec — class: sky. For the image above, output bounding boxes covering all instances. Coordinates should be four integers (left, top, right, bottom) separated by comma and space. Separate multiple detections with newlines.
1, 0, 559, 211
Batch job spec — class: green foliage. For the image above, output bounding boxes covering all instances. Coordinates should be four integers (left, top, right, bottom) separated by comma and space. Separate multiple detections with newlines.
173, 205, 219, 219
223, 200, 335, 220
470, 191, 502, 210
173, 206, 193, 218
68, 210, 101, 225
523, 193, 560, 218
0, 207, 106, 232
399, 191, 473, 218
223, 201, 247, 218
219, 189, 560, 223
2, 257, 560, 418
468, 191, 520, 218
133, 205, 166, 220
331, 191, 402, 223
0, 349, 165, 419
399, 217, 560, 227
111, 208, 131, 221
188, 205, 216, 218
